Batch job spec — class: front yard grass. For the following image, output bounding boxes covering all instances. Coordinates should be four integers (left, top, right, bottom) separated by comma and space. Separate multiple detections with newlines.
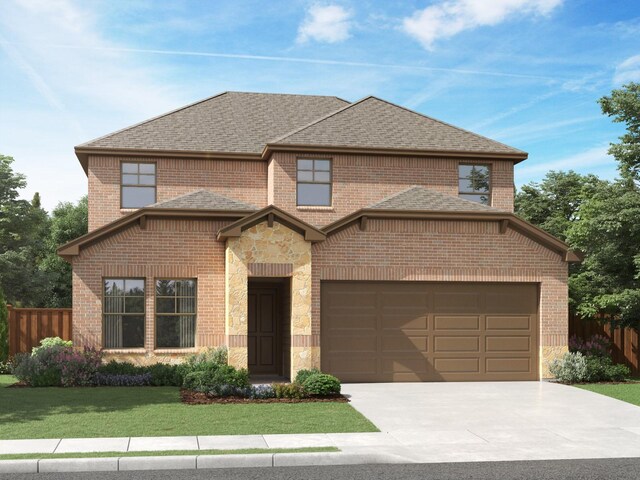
576, 382, 640, 407
0, 375, 377, 439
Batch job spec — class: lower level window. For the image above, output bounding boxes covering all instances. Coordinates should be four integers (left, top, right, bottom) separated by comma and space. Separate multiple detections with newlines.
155, 279, 197, 348
103, 279, 145, 348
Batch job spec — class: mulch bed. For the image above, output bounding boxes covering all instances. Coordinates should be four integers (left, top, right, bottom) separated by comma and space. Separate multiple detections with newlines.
181, 389, 349, 405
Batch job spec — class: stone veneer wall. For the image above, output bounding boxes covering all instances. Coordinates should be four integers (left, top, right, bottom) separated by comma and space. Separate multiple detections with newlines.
225, 221, 315, 378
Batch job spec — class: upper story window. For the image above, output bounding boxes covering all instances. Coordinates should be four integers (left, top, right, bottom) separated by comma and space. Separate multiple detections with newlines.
458, 164, 491, 205
103, 278, 145, 349
297, 158, 332, 206
121, 162, 156, 208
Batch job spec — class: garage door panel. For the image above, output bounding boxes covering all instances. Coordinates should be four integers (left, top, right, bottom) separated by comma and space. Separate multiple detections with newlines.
486, 357, 532, 373
486, 316, 531, 330
381, 335, 428, 353
382, 357, 428, 374
328, 335, 377, 353
433, 292, 481, 313
433, 357, 480, 373
434, 336, 480, 352
380, 312, 428, 330
486, 336, 531, 352
434, 316, 480, 330
321, 282, 538, 382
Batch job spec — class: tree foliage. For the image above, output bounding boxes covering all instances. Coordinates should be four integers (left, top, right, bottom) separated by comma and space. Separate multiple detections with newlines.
516, 83, 640, 328
599, 82, 640, 184
0, 154, 87, 308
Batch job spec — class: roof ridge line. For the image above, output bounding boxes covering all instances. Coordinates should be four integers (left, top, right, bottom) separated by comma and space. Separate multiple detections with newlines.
75, 92, 230, 148
269, 96, 374, 144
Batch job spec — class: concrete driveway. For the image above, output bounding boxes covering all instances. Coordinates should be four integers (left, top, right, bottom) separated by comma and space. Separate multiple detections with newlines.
342, 382, 640, 463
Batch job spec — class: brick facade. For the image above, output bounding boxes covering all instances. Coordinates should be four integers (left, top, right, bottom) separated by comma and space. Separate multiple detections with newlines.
72, 218, 232, 359
269, 152, 514, 227
88, 155, 267, 231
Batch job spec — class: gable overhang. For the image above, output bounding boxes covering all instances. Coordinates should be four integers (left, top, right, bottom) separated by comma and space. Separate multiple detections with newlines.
74, 147, 263, 175
323, 209, 581, 263
262, 144, 528, 163
217, 205, 326, 242
76, 143, 529, 175
57, 207, 254, 261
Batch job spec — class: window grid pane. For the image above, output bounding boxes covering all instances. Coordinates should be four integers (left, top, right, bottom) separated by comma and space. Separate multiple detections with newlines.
458, 164, 491, 205
121, 163, 156, 208
297, 158, 332, 206
156, 279, 197, 348
103, 278, 145, 348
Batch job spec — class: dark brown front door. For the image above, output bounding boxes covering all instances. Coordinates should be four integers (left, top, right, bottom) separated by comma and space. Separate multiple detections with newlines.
248, 286, 280, 375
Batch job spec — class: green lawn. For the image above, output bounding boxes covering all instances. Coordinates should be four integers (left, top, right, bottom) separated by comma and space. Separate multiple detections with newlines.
0, 375, 377, 439
0, 447, 339, 461
576, 382, 640, 407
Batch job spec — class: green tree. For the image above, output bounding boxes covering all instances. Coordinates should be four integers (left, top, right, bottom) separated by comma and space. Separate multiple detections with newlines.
599, 82, 640, 184
39, 197, 88, 307
566, 181, 640, 327
515, 171, 603, 241
0, 156, 50, 306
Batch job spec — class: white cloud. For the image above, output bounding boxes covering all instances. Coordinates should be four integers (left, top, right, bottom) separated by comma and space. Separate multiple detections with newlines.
403, 0, 563, 49
614, 55, 640, 85
297, 4, 352, 44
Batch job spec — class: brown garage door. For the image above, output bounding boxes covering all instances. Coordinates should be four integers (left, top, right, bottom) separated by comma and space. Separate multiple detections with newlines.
321, 282, 539, 382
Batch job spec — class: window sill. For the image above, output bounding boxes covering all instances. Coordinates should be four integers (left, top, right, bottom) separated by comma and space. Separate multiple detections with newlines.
120, 208, 139, 213
153, 348, 197, 354
296, 206, 334, 211
102, 348, 146, 354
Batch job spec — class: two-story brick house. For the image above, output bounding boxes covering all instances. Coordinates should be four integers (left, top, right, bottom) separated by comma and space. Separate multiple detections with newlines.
59, 92, 578, 382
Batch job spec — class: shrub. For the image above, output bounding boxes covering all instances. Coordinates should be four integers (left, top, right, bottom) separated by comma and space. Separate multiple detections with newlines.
584, 356, 631, 383
549, 352, 588, 384
32, 337, 72, 355
147, 363, 182, 386
250, 384, 276, 399
98, 360, 143, 376
57, 347, 103, 387
0, 359, 12, 375
13, 345, 68, 387
569, 334, 611, 358
94, 372, 153, 386
302, 373, 341, 395
272, 382, 306, 399
294, 368, 321, 385
182, 363, 249, 394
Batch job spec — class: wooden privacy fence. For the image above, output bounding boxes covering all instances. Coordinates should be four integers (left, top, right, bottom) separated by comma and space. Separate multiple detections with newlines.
569, 314, 639, 376
7, 305, 73, 357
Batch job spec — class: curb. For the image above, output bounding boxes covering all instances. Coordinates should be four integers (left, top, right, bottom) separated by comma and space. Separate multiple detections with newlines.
0, 451, 408, 473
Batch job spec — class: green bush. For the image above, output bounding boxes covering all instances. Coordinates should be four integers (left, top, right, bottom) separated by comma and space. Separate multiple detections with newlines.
272, 382, 306, 399
32, 337, 72, 355
182, 363, 249, 394
147, 363, 181, 386
294, 368, 321, 385
584, 356, 630, 382
13, 345, 68, 387
98, 360, 143, 376
0, 289, 8, 362
549, 352, 588, 384
0, 359, 12, 374
302, 373, 341, 395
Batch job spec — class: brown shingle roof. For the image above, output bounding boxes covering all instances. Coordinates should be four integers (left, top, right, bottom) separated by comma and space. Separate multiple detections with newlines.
78, 92, 349, 154
368, 185, 499, 212
150, 189, 257, 211
273, 96, 525, 156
